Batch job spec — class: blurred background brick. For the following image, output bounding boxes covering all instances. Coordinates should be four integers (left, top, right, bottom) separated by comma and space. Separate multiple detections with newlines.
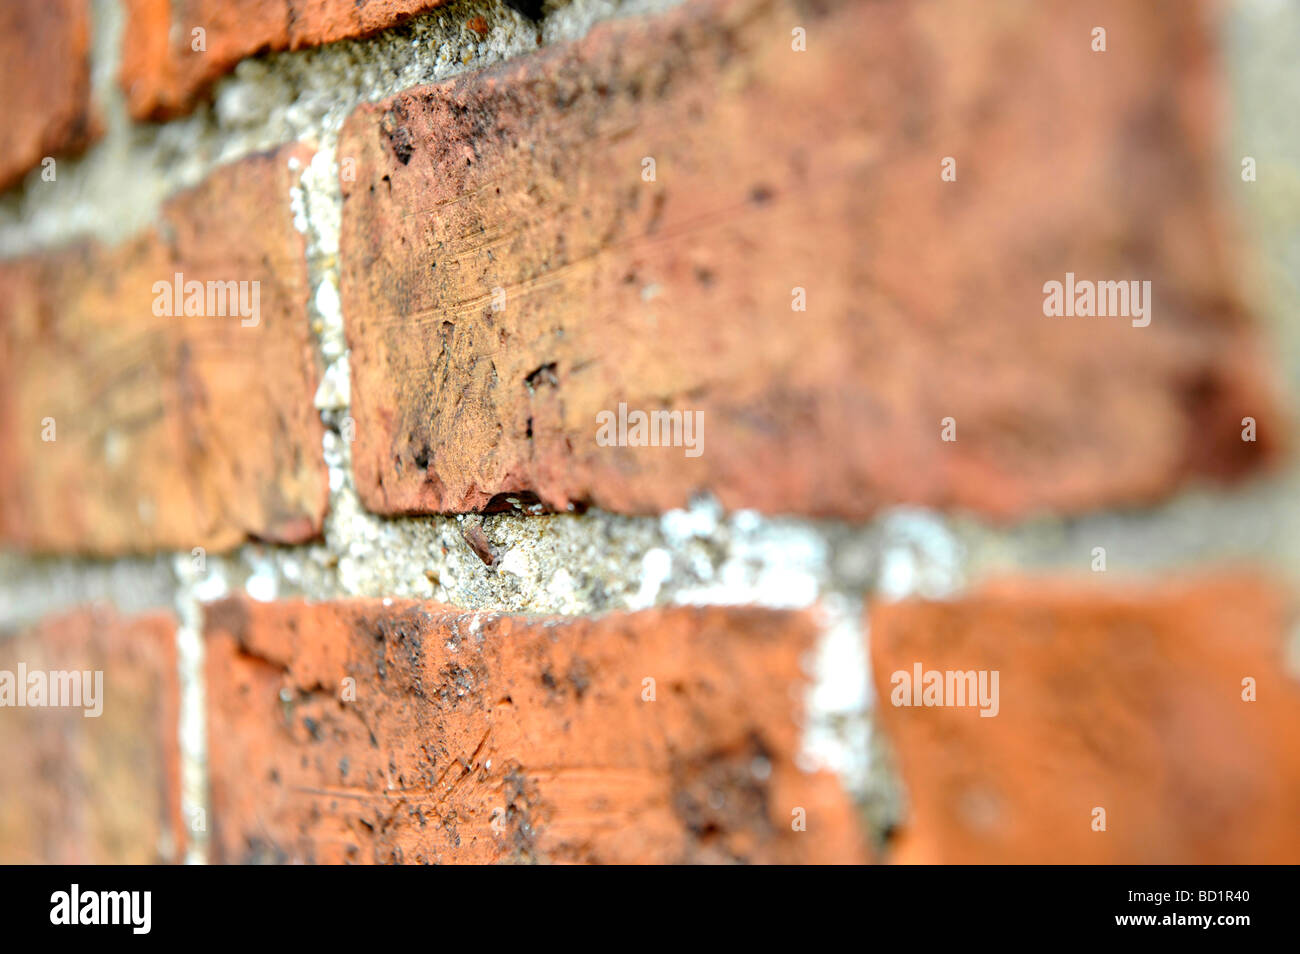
0, 0, 99, 191
0, 144, 327, 554
870, 576, 1300, 863
0, 607, 184, 864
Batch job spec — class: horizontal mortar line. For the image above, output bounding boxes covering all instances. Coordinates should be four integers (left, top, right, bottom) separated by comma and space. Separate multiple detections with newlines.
2, 474, 1295, 631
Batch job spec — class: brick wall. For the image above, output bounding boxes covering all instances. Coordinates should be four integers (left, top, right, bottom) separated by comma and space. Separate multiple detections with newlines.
1, 0, 1297, 865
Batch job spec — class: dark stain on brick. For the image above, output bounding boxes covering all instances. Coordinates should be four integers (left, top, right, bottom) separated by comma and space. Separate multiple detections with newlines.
670, 733, 775, 863
206, 597, 251, 647
523, 361, 559, 392
381, 111, 415, 165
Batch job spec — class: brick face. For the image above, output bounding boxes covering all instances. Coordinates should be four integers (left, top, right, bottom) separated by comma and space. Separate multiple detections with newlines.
120, 0, 452, 120
869, 577, 1300, 864
0, 145, 328, 554
338, 0, 1278, 522
205, 598, 867, 864
0, 607, 184, 864
0, 0, 99, 191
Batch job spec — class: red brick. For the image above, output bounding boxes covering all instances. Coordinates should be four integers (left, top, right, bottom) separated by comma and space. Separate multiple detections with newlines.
0, 607, 184, 863
0, 145, 328, 554
0, 0, 99, 191
120, 0, 452, 120
869, 577, 1300, 863
339, 0, 1278, 521
205, 598, 866, 864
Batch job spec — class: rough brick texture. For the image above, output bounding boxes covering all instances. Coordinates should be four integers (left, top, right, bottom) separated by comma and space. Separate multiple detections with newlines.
205, 598, 866, 864
120, 0, 451, 120
0, 607, 184, 864
339, 0, 1278, 521
870, 577, 1300, 864
0, 145, 328, 555
0, 0, 98, 191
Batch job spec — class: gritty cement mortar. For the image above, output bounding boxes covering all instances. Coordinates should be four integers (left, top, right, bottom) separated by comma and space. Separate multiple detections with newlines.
1, 0, 1297, 862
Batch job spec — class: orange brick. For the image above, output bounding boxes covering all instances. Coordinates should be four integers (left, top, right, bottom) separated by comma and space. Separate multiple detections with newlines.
0, 145, 328, 554
870, 577, 1300, 863
0, 606, 184, 863
119, 0, 453, 120
0, 0, 99, 191
205, 598, 866, 864
339, 0, 1278, 521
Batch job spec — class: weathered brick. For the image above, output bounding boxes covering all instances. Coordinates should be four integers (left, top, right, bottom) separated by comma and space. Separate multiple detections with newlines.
0, 606, 184, 864
205, 598, 866, 864
119, 0, 451, 120
0, 0, 99, 191
870, 577, 1300, 863
339, 0, 1278, 521
0, 145, 327, 554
